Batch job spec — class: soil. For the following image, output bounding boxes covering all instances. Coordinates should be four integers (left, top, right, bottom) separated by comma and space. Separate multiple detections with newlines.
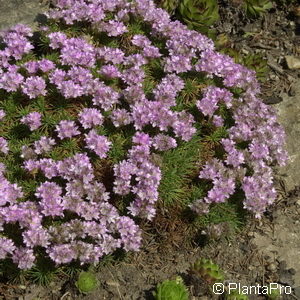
1, 0, 300, 299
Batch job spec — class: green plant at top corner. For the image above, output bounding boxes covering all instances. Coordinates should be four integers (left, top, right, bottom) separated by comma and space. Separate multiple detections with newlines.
243, 0, 273, 18
75, 271, 98, 294
178, 0, 219, 34
190, 258, 224, 284
153, 276, 189, 300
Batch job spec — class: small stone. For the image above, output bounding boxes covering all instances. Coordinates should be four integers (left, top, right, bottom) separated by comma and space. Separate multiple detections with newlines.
106, 280, 120, 287
263, 96, 283, 105
279, 271, 295, 286
267, 263, 277, 272
285, 55, 300, 69
18, 285, 27, 290
248, 231, 255, 237
269, 73, 278, 80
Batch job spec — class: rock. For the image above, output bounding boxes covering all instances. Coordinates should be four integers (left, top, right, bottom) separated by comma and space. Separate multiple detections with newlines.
18, 285, 27, 290
263, 96, 283, 105
247, 231, 255, 238
279, 270, 295, 286
274, 79, 300, 192
267, 263, 277, 272
0, 0, 48, 31
252, 213, 300, 287
285, 55, 300, 69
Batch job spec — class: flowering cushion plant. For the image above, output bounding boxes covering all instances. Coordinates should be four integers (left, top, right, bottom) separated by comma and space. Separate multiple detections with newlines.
0, 0, 288, 270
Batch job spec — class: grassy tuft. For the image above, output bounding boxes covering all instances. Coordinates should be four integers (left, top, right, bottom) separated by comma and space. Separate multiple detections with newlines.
159, 134, 202, 205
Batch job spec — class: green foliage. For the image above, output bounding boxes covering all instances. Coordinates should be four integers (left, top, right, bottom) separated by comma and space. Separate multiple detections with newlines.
190, 258, 224, 284
178, 78, 206, 107
243, 0, 273, 18
241, 53, 268, 82
193, 188, 248, 234
60, 261, 82, 280
178, 0, 219, 33
27, 255, 59, 286
205, 126, 228, 144
75, 271, 98, 294
267, 284, 281, 300
158, 135, 201, 205
0, 259, 27, 284
215, 33, 231, 50
153, 277, 189, 300
226, 289, 249, 300
107, 132, 128, 164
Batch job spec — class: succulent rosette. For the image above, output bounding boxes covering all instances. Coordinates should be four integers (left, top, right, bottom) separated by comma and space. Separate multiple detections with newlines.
179, 0, 220, 32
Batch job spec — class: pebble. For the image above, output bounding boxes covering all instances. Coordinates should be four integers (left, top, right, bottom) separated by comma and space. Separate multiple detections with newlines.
263, 96, 283, 105
267, 263, 277, 272
285, 55, 300, 69
18, 285, 27, 290
247, 231, 255, 238
269, 74, 279, 81
279, 271, 295, 286
106, 280, 120, 287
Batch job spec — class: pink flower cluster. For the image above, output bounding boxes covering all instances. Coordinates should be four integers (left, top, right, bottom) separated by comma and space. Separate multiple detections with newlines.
114, 132, 162, 220
192, 67, 288, 218
0, 0, 288, 269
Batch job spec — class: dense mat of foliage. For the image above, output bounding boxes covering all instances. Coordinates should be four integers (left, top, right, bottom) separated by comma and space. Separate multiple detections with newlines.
0, 0, 287, 270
